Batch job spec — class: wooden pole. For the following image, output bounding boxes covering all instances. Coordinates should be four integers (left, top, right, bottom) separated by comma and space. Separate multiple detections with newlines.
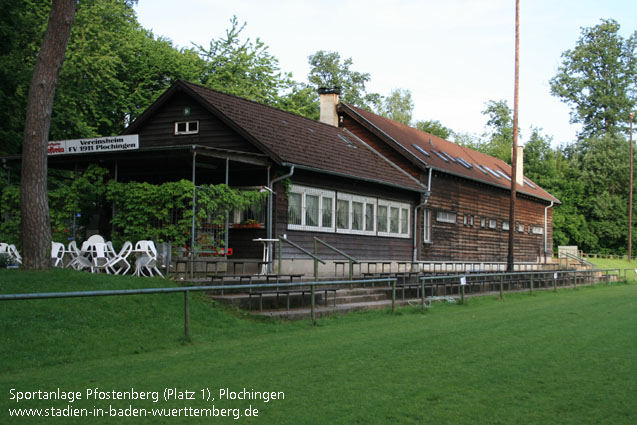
629, 112, 634, 260
507, 0, 520, 271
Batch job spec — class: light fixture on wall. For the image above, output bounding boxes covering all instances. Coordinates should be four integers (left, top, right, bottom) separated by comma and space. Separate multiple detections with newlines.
259, 185, 275, 195
184, 106, 191, 117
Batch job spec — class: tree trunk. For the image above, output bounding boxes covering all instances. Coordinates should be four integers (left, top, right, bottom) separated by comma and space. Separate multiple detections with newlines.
20, 0, 76, 270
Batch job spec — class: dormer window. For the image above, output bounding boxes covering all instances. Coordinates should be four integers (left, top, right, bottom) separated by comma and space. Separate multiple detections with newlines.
175, 121, 199, 135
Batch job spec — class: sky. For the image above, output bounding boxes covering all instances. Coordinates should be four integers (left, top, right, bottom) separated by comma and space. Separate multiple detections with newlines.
134, 0, 637, 146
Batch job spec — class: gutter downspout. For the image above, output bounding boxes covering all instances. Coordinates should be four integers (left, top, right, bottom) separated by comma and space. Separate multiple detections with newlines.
413, 168, 433, 262
268, 165, 295, 272
544, 201, 554, 263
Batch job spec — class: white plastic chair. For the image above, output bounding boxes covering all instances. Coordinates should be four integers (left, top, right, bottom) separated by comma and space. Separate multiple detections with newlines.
87, 234, 105, 245
134, 240, 164, 278
91, 243, 110, 273
51, 242, 65, 267
105, 241, 133, 275
66, 240, 92, 271
7, 244, 22, 265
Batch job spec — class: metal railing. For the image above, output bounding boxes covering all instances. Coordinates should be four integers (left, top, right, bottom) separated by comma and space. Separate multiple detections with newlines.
0, 278, 397, 336
559, 252, 594, 268
277, 235, 325, 279
313, 237, 359, 281
0, 269, 623, 341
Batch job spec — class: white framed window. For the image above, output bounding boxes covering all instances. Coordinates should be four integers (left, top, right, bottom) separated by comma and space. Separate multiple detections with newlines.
503, 221, 510, 231
463, 215, 468, 226
174, 121, 199, 135
532, 226, 544, 235
423, 209, 432, 243
489, 219, 497, 229
481, 217, 486, 228
436, 211, 456, 224
287, 185, 335, 232
336, 193, 376, 236
378, 200, 410, 238
518, 223, 525, 233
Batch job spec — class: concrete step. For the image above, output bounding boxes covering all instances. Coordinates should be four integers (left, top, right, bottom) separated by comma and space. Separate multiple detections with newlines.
331, 293, 389, 305
256, 298, 421, 320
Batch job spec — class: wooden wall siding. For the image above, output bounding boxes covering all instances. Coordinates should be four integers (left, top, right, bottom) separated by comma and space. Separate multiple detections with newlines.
421, 172, 553, 262
272, 170, 418, 260
229, 228, 267, 259
137, 92, 261, 153
340, 115, 422, 181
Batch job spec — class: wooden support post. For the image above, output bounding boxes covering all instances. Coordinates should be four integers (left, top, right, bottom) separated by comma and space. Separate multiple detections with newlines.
310, 284, 315, 325
460, 282, 465, 305
421, 280, 425, 311
184, 290, 191, 340
553, 272, 557, 292
278, 239, 282, 274
530, 274, 534, 295
499, 275, 504, 300
313, 239, 318, 281
391, 279, 396, 313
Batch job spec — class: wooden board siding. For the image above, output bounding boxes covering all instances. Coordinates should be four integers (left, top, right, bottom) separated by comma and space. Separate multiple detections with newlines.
136, 92, 261, 153
421, 171, 553, 262
273, 170, 418, 261
340, 114, 422, 180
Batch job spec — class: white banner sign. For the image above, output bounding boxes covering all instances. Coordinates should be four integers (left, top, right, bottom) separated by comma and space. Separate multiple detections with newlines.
460, 276, 467, 286
48, 135, 139, 156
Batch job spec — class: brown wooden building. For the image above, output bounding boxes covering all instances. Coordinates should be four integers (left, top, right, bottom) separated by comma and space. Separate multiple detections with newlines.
336, 101, 560, 263
17, 80, 558, 271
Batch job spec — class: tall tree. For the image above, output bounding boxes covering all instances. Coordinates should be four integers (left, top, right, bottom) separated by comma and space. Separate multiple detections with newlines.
379, 88, 413, 125
21, 0, 76, 269
550, 19, 637, 138
307, 50, 381, 111
415, 119, 454, 140
196, 16, 294, 107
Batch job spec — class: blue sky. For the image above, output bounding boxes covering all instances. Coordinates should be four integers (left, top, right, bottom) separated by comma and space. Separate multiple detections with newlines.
135, 0, 637, 146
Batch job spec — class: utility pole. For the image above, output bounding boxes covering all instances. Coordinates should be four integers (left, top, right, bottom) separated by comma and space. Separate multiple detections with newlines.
507, 0, 520, 272
629, 112, 634, 261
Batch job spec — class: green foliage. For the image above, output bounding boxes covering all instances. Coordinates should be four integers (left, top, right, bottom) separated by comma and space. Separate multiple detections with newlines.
0, 0, 206, 150
195, 16, 294, 109
106, 180, 266, 248
307, 50, 382, 111
415, 119, 454, 140
378, 88, 413, 125
550, 19, 637, 138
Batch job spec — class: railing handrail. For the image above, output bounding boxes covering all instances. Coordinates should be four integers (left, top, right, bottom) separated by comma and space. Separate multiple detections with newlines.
277, 235, 326, 264
419, 268, 619, 282
560, 252, 594, 268
312, 237, 359, 264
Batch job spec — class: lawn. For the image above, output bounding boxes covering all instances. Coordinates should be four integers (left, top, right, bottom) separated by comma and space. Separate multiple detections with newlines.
587, 257, 637, 281
1, 269, 636, 424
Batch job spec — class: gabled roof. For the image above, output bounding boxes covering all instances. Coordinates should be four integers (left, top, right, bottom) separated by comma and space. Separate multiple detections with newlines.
126, 80, 427, 193
339, 103, 560, 204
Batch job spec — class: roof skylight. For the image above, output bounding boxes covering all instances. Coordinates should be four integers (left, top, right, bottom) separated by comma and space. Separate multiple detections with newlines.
412, 144, 430, 157
433, 150, 449, 162
456, 157, 473, 169
482, 165, 502, 179
338, 134, 356, 148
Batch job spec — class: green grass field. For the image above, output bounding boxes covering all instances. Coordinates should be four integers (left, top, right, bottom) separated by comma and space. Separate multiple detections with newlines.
1, 269, 636, 424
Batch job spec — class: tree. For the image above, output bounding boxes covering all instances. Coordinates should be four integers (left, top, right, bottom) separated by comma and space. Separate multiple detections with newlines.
21, 0, 76, 269
307, 50, 381, 111
379, 88, 413, 125
196, 16, 294, 108
415, 120, 454, 140
550, 19, 637, 138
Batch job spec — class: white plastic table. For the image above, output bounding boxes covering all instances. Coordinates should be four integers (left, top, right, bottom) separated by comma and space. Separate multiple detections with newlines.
252, 238, 279, 275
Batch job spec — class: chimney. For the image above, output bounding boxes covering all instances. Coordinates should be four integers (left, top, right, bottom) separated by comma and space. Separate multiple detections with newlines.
318, 87, 340, 127
515, 145, 524, 186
